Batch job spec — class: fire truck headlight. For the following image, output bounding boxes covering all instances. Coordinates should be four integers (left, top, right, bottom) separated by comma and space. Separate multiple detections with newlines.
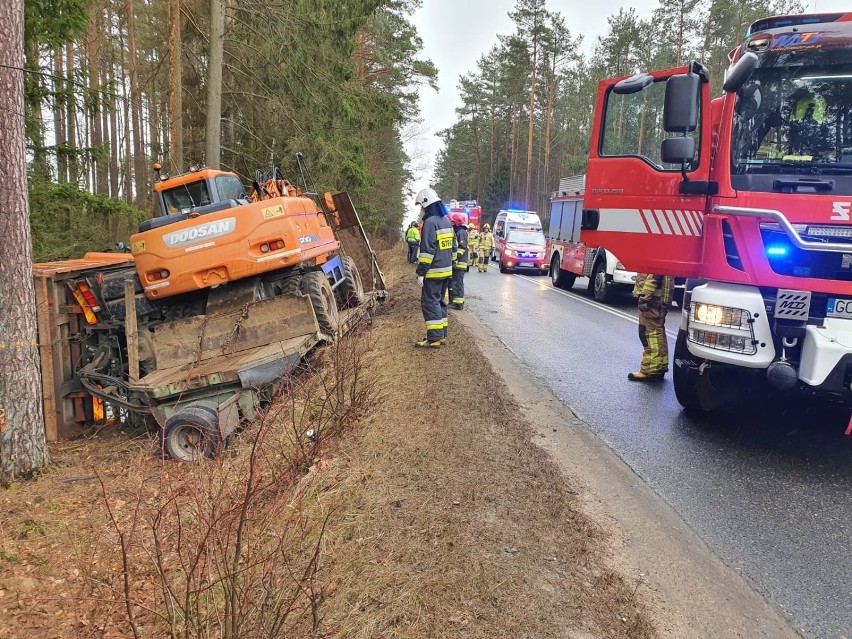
691, 303, 748, 329
615, 261, 626, 270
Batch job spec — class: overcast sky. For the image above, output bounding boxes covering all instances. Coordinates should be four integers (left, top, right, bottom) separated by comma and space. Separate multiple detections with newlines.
403, 0, 836, 221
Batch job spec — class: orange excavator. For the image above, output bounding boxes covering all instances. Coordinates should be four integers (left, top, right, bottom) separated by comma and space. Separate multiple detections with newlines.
32, 154, 385, 459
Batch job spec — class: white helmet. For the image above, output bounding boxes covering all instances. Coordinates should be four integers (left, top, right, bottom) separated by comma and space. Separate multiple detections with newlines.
415, 187, 441, 208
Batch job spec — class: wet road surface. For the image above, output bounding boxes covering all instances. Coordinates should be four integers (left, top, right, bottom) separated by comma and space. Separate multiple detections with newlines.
462, 265, 852, 638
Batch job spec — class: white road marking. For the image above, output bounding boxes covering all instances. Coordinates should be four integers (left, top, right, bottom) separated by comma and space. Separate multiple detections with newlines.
495, 266, 678, 339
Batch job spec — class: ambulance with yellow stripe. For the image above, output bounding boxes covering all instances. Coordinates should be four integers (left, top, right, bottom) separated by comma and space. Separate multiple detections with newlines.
581, 12, 852, 412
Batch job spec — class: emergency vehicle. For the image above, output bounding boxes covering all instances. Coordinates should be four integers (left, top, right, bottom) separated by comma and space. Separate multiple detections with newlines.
448, 199, 482, 231
497, 229, 549, 274
493, 209, 542, 260
547, 174, 638, 302
582, 12, 852, 412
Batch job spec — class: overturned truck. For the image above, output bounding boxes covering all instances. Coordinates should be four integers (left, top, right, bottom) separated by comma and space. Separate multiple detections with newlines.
33, 157, 386, 460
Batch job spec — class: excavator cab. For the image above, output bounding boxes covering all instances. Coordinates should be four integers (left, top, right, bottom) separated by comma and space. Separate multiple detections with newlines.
152, 165, 246, 217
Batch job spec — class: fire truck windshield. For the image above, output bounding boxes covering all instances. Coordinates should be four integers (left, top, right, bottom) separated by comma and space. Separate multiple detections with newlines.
731, 51, 852, 194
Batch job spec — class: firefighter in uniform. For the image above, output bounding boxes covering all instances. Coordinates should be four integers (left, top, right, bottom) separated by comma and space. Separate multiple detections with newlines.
477, 223, 495, 272
405, 221, 421, 263
629, 273, 674, 381
414, 188, 454, 348
467, 227, 479, 274
448, 212, 469, 310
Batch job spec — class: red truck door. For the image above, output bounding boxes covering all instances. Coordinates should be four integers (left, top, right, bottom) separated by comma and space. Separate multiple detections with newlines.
583, 65, 714, 278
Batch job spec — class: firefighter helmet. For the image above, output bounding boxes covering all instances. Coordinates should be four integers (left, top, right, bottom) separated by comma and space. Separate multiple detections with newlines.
791, 93, 827, 124
447, 211, 467, 227
483, 223, 491, 231
415, 187, 441, 208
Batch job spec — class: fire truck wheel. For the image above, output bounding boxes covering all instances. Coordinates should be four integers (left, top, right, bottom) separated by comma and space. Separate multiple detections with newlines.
301, 271, 340, 336
336, 256, 364, 308
162, 405, 221, 462
550, 256, 576, 290
590, 259, 612, 303
673, 329, 720, 414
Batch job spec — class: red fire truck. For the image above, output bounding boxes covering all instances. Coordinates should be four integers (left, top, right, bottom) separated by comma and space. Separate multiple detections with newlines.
582, 12, 852, 412
448, 199, 482, 231
547, 174, 638, 302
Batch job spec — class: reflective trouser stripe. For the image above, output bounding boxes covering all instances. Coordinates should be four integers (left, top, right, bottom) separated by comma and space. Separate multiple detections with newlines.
451, 267, 465, 305
638, 302, 669, 374
422, 278, 449, 341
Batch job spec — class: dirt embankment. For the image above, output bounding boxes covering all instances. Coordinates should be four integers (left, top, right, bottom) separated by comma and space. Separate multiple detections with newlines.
0, 247, 654, 638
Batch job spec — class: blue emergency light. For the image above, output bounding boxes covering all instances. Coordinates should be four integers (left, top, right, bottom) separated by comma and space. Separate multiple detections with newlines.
766, 245, 790, 258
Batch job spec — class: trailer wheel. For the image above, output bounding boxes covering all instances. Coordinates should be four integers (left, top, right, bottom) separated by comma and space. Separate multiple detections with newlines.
162, 405, 221, 461
301, 271, 339, 336
336, 256, 364, 308
590, 259, 612, 303
673, 329, 721, 414
550, 255, 576, 290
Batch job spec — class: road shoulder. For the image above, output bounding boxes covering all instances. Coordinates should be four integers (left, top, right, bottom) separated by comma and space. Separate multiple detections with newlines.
454, 305, 799, 638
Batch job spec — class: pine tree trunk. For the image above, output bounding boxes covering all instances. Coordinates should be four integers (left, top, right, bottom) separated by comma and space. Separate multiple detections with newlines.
0, 0, 49, 485
206, 0, 225, 169
65, 42, 77, 185
87, 8, 106, 194
119, 26, 133, 203
25, 38, 48, 179
125, 0, 147, 206
543, 72, 557, 202
168, 0, 183, 171
524, 36, 538, 208
107, 59, 120, 198
53, 49, 67, 183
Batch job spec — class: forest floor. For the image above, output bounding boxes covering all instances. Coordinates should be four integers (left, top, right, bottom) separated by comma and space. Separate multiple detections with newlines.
0, 246, 790, 638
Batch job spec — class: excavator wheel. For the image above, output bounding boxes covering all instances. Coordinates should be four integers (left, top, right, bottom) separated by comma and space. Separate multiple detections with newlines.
300, 271, 339, 336
336, 256, 364, 309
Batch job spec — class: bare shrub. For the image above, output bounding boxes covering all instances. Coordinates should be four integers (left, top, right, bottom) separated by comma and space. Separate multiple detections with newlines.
93, 328, 377, 638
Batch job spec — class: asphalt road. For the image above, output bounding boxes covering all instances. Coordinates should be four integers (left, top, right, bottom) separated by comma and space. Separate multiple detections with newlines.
462, 265, 852, 639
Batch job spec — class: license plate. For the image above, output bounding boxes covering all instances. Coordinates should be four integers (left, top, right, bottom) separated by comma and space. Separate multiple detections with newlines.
826, 297, 852, 319
518, 262, 535, 268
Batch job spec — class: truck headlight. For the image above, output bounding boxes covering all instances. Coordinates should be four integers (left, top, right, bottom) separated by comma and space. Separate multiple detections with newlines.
615, 261, 625, 270
688, 302, 756, 354
691, 303, 746, 328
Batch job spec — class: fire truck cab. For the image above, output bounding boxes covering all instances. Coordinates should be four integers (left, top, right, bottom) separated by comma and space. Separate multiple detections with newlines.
583, 12, 852, 412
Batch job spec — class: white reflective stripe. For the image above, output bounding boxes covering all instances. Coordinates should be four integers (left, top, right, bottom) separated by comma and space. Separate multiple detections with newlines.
428, 266, 453, 274
654, 210, 672, 235
691, 210, 704, 235
642, 210, 660, 234
257, 248, 301, 263
419, 252, 434, 261
597, 209, 648, 233
426, 319, 445, 328
665, 210, 683, 236
436, 229, 454, 237
186, 241, 215, 252
144, 281, 171, 292
681, 210, 699, 236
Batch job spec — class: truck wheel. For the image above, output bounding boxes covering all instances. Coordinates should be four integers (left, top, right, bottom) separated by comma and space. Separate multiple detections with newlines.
301, 271, 339, 336
162, 405, 221, 461
673, 329, 721, 414
550, 255, 576, 290
590, 259, 612, 303
336, 256, 364, 308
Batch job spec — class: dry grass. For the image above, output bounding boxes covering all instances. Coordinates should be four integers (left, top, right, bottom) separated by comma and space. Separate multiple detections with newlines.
0, 244, 656, 638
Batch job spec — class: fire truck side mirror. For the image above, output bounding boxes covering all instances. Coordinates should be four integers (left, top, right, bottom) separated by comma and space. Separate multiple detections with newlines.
722, 52, 758, 94
661, 137, 696, 164
663, 73, 700, 133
